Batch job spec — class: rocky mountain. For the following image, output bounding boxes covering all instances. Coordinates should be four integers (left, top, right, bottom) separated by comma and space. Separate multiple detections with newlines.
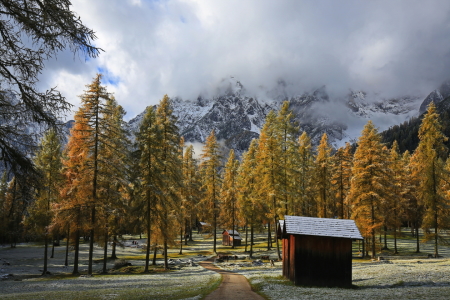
419, 81, 450, 114
126, 78, 428, 154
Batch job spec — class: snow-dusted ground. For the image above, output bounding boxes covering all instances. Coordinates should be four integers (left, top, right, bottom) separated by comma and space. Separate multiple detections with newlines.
0, 235, 220, 299
216, 235, 450, 300
2, 231, 450, 299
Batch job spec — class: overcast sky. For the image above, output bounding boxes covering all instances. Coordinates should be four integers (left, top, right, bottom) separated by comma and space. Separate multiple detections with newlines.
38, 0, 450, 120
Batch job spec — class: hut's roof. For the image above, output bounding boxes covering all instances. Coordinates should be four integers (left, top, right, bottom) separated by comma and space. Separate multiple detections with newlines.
281, 215, 363, 240
223, 230, 240, 236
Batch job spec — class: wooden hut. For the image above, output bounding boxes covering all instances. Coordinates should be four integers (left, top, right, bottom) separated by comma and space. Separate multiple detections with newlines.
278, 215, 363, 288
198, 222, 211, 233
222, 230, 242, 246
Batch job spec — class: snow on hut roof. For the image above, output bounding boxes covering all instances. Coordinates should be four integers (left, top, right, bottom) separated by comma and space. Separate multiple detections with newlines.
223, 230, 240, 236
282, 215, 363, 240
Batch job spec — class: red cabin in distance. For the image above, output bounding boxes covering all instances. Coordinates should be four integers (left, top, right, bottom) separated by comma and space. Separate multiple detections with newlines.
278, 215, 363, 288
222, 230, 242, 246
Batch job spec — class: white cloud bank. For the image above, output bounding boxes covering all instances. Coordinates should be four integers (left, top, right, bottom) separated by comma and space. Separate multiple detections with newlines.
38, 0, 450, 120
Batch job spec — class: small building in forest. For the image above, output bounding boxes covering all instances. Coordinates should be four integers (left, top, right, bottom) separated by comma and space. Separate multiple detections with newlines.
198, 222, 211, 234
222, 230, 242, 246
278, 215, 363, 288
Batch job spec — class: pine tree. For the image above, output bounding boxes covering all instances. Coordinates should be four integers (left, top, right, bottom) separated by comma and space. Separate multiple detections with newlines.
200, 130, 222, 254
413, 102, 449, 257
26, 129, 63, 275
349, 121, 387, 259
220, 149, 240, 248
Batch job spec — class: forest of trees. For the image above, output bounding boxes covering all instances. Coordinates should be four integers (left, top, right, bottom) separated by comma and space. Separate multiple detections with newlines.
1, 75, 450, 276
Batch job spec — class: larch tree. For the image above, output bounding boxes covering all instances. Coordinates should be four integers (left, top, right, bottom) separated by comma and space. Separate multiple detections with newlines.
136, 106, 161, 272
403, 151, 423, 253
58, 109, 93, 275
57, 74, 117, 275
256, 110, 282, 259
349, 120, 388, 259
330, 142, 353, 219
0, 0, 100, 178
237, 139, 261, 257
294, 132, 315, 216
26, 129, 63, 275
412, 102, 449, 258
77, 74, 115, 275
220, 149, 240, 248
387, 141, 406, 254
96, 97, 129, 272
315, 133, 334, 218
154, 95, 182, 270
275, 101, 299, 215
182, 144, 201, 243
200, 130, 222, 254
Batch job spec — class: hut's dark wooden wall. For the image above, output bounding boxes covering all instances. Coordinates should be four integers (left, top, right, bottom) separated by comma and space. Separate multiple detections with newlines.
283, 234, 352, 287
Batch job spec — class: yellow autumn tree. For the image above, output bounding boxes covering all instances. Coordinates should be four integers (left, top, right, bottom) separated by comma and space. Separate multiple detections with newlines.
349, 120, 388, 259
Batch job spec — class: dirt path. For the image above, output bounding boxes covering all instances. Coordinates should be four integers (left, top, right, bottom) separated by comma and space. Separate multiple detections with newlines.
199, 258, 265, 300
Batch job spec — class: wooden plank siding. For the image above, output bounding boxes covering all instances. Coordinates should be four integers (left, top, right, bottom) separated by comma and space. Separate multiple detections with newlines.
279, 216, 362, 288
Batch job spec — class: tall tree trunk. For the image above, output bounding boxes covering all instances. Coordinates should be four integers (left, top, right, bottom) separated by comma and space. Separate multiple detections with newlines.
382, 225, 388, 250
65, 226, 70, 267
102, 226, 108, 274
88, 205, 96, 275
213, 212, 217, 254
73, 228, 80, 275
267, 222, 272, 250
231, 200, 235, 249
250, 223, 254, 259
361, 238, 365, 258
110, 234, 117, 259
179, 228, 183, 255
51, 236, 55, 258
144, 193, 151, 272
415, 225, 420, 253
42, 235, 48, 275
163, 239, 169, 270
152, 243, 157, 265
189, 214, 193, 241
394, 227, 398, 254
245, 223, 248, 252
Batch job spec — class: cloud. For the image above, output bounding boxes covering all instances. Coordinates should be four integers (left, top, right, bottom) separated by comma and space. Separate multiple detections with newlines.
37, 0, 450, 120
